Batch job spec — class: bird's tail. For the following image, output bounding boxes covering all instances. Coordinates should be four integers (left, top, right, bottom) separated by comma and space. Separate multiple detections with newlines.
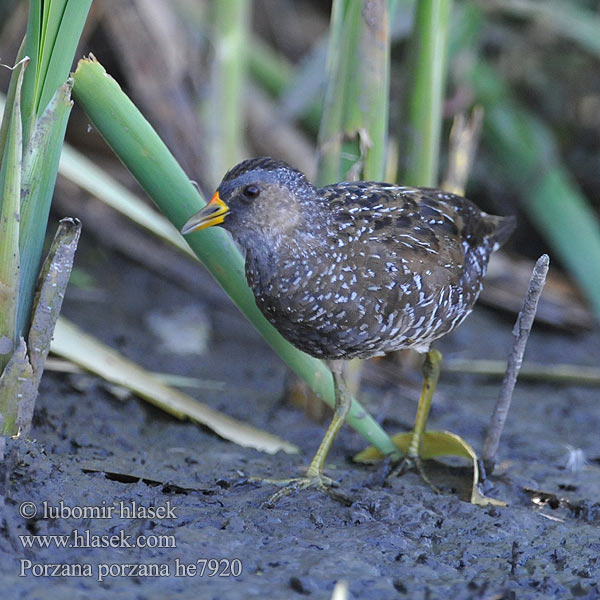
489, 215, 517, 250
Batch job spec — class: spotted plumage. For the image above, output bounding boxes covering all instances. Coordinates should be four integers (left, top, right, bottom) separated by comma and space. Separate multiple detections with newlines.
188, 157, 515, 360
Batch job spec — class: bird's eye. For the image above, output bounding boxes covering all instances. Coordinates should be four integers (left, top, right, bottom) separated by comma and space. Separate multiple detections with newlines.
243, 185, 260, 201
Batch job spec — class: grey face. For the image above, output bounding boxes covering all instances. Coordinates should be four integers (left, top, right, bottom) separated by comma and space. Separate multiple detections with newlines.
217, 166, 317, 242
179, 157, 318, 240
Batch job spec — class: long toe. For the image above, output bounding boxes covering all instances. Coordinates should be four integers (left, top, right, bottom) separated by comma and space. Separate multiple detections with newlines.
261, 474, 352, 508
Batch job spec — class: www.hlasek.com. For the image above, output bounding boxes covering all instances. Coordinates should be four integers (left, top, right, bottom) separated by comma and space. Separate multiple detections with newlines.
20, 528, 176, 549
17, 501, 242, 581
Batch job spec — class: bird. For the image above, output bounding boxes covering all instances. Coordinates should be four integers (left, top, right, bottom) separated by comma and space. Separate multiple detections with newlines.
181, 157, 515, 504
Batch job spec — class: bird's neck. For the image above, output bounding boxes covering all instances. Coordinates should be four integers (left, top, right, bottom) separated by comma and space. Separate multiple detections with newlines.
233, 195, 324, 254
239, 219, 324, 289
241, 225, 320, 263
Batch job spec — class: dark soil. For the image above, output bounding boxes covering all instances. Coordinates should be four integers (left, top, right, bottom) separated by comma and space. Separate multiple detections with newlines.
1, 237, 599, 599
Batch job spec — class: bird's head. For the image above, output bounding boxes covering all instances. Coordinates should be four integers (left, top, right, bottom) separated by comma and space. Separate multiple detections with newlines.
181, 158, 317, 247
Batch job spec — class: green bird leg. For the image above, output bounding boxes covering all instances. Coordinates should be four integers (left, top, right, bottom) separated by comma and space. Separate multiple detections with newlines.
394, 348, 443, 491
263, 359, 352, 506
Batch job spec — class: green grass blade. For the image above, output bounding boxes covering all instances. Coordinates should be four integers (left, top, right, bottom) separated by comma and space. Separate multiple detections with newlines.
7, 0, 92, 337
19, 0, 42, 140
17, 80, 73, 337
402, 0, 452, 186
36, 0, 91, 118
317, 0, 390, 184
360, 0, 390, 181
205, 0, 249, 187
36, 0, 66, 112
0, 58, 27, 371
248, 1, 412, 139
71, 56, 399, 458
317, 0, 362, 185
20, 0, 91, 140
0, 40, 26, 174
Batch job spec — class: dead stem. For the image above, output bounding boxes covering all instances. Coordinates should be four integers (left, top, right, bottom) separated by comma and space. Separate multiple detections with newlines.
482, 254, 550, 472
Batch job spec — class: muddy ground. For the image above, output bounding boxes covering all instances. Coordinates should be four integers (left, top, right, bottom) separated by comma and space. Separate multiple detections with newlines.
1, 235, 599, 600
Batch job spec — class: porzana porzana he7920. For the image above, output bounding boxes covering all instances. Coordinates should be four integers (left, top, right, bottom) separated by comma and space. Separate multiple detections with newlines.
182, 157, 515, 504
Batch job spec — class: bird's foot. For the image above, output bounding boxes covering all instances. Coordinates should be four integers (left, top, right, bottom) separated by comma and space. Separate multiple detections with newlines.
255, 472, 352, 508
390, 455, 442, 494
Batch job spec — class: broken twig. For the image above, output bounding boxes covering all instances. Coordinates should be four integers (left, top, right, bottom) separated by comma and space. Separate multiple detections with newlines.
482, 254, 550, 472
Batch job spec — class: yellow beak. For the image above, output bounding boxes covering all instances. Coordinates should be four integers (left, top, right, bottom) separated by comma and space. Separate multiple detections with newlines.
181, 192, 230, 234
